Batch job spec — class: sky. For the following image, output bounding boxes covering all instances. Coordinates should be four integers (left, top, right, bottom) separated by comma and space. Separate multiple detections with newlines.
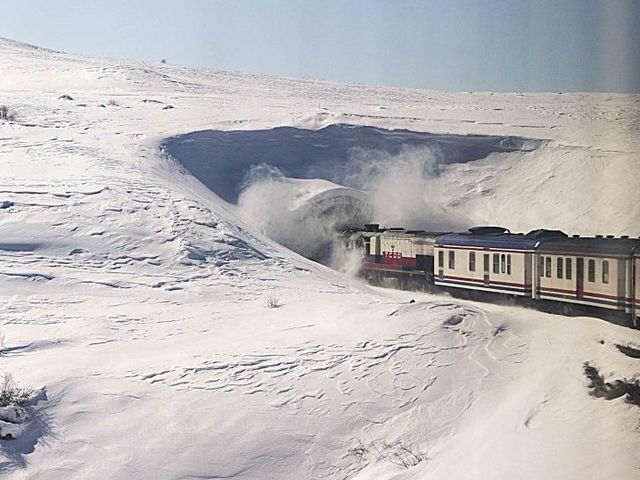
2, 0, 639, 93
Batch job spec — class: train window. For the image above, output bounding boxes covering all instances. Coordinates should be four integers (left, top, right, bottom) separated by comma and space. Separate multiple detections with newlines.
539, 256, 545, 276
500, 254, 506, 273
469, 251, 476, 271
507, 255, 512, 275
557, 258, 563, 279
493, 254, 500, 274
448, 250, 455, 269
545, 257, 551, 277
602, 260, 609, 284
438, 250, 444, 268
566, 258, 572, 279
588, 259, 595, 282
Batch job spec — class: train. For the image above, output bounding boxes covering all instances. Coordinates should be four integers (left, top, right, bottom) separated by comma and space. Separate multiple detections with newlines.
342, 224, 640, 328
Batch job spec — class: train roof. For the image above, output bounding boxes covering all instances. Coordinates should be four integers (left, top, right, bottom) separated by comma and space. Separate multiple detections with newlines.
377, 229, 447, 238
537, 236, 640, 256
356, 224, 640, 256
435, 227, 568, 251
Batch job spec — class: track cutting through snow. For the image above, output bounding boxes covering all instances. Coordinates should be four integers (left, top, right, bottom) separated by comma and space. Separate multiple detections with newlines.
164, 125, 543, 204
164, 124, 546, 259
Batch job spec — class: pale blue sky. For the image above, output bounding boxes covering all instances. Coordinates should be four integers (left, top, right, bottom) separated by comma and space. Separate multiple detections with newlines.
2, 0, 638, 92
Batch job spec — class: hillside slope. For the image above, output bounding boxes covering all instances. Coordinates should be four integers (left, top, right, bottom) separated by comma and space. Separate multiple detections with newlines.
0, 37, 639, 480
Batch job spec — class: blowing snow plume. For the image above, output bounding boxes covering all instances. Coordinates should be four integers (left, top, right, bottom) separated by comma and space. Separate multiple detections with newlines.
237, 164, 372, 262
237, 146, 470, 266
342, 145, 471, 231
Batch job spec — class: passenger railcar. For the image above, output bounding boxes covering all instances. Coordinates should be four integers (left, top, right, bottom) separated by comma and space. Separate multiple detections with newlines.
433, 227, 566, 297
344, 224, 640, 328
536, 237, 640, 317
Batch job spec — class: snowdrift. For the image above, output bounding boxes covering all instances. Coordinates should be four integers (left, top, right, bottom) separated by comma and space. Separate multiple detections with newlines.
164, 125, 549, 258
166, 123, 640, 240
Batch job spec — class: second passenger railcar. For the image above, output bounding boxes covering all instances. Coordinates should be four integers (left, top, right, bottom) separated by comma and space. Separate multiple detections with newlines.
536, 236, 640, 317
433, 227, 567, 297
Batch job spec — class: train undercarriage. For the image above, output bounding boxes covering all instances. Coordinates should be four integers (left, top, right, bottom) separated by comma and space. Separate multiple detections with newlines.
360, 267, 634, 328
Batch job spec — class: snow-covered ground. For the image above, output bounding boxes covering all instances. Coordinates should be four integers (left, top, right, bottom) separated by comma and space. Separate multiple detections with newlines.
1, 37, 639, 479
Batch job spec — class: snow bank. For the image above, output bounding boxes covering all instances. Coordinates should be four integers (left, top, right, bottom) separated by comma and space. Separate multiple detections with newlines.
165, 125, 543, 259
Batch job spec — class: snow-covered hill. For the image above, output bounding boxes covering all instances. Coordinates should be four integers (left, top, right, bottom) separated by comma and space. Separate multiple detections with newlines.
1, 37, 639, 479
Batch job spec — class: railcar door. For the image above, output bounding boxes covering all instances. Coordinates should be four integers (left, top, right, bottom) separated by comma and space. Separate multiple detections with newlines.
576, 257, 584, 298
483, 254, 490, 285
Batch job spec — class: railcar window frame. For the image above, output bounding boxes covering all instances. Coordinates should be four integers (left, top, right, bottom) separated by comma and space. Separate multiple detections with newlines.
500, 254, 506, 274
602, 260, 609, 284
545, 257, 551, 278
448, 250, 455, 269
438, 250, 444, 269
588, 259, 595, 282
557, 258, 563, 279
506, 254, 512, 275
539, 256, 545, 277
493, 253, 500, 274
469, 251, 476, 271
566, 258, 572, 280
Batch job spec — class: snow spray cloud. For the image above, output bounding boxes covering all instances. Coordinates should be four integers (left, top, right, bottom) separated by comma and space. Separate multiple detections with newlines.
327, 145, 471, 274
341, 145, 470, 231
237, 147, 470, 271
237, 164, 371, 262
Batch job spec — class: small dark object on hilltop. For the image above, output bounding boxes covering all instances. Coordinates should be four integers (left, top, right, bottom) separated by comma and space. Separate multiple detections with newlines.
58, 94, 74, 101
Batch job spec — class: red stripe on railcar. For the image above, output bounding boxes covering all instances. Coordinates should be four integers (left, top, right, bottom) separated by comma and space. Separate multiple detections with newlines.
373, 253, 417, 267
538, 286, 629, 302
362, 262, 414, 272
441, 274, 526, 289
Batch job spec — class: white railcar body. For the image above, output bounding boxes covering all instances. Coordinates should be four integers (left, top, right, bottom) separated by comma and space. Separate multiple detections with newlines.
536, 237, 640, 317
348, 224, 640, 327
